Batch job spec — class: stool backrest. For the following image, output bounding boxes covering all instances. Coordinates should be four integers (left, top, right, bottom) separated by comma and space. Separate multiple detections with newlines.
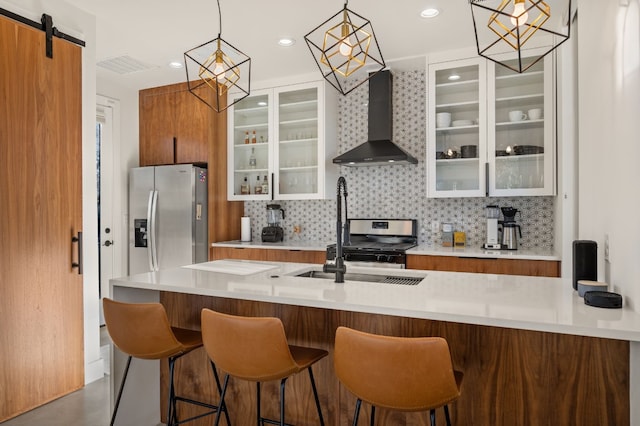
201, 308, 298, 381
103, 298, 183, 359
334, 326, 460, 411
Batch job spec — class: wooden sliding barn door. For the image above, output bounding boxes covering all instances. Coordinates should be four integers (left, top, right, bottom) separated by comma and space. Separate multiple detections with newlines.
0, 14, 84, 421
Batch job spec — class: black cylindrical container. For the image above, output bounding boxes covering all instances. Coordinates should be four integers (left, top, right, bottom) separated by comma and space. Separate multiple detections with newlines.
572, 240, 597, 290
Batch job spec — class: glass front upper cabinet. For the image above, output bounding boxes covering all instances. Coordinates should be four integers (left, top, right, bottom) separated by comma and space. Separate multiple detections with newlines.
227, 81, 337, 201
275, 87, 320, 198
228, 89, 273, 200
488, 53, 555, 196
427, 57, 487, 198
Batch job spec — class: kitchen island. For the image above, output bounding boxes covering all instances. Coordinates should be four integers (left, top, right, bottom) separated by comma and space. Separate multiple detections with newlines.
110, 260, 640, 425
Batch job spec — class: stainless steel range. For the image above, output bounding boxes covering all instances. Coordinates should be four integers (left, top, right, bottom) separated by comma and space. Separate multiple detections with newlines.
326, 219, 418, 268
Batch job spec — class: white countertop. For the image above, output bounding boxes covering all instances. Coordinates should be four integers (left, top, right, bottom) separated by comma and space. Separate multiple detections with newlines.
212, 240, 560, 261
111, 260, 640, 342
407, 244, 561, 261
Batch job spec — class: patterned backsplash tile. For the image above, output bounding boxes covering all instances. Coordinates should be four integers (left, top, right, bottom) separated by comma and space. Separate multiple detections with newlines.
245, 70, 555, 249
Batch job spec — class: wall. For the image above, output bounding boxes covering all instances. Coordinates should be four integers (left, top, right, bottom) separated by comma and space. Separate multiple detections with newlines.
578, 0, 640, 310
245, 70, 556, 250
0, 0, 101, 384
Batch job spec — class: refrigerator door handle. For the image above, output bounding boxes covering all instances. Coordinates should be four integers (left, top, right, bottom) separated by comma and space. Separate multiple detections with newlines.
146, 190, 156, 271
150, 190, 159, 271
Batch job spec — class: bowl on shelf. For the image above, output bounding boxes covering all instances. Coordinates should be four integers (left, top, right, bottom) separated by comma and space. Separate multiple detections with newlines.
452, 119, 474, 127
460, 145, 478, 158
436, 151, 446, 159
495, 150, 509, 157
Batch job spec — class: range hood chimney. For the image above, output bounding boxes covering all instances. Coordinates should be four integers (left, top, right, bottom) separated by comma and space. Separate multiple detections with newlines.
333, 70, 418, 166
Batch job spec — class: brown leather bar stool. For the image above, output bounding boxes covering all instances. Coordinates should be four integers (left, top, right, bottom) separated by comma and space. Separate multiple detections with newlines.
103, 298, 229, 426
334, 326, 463, 426
201, 308, 328, 426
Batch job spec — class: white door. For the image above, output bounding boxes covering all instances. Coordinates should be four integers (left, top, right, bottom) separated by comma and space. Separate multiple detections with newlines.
97, 98, 115, 325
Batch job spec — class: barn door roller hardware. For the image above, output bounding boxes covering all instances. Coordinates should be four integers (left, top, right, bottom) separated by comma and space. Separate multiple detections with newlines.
0, 7, 85, 58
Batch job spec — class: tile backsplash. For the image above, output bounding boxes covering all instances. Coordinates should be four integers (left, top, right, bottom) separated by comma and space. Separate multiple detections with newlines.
245, 70, 554, 249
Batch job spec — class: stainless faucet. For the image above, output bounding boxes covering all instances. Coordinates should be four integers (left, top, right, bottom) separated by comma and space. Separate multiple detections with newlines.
323, 176, 349, 283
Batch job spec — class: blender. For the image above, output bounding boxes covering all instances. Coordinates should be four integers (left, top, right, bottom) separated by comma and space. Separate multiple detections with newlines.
483, 205, 501, 249
261, 204, 285, 242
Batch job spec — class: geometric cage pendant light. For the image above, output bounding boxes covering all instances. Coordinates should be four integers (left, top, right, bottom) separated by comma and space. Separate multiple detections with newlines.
469, 0, 571, 73
304, 0, 385, 95
184, 0, 251, 112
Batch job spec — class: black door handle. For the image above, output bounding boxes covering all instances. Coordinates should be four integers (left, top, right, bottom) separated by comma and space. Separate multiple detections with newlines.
71, 231, 83, 275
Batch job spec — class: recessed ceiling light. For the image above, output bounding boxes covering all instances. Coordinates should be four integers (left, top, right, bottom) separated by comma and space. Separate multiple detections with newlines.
420, 8, 440, 18
278, 37, 295, 47
448, 73, 461, 81
169, 61, 183, 69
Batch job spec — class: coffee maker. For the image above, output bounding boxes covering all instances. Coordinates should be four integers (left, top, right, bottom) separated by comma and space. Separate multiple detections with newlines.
483, 205, 501, 249
261, 204, 285, 242
500, 207, 522, 250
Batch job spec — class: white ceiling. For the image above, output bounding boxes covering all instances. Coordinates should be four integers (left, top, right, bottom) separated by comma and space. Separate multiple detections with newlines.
64, 0, 478, 91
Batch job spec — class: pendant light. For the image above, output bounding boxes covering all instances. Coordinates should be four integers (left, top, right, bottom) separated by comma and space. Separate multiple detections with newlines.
184, 0, 251, 112
469, 0, 571, 73
304, 1, 386, 96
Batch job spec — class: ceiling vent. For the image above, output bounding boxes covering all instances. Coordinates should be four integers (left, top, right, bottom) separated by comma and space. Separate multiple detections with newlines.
97, 55, 158, 75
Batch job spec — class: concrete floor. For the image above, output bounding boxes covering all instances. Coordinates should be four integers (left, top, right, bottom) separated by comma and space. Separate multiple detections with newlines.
3, 327, 112, 426
2, 376, 110, 426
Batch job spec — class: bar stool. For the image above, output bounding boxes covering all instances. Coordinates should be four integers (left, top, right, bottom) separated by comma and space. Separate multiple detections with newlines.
200, 308, 327, 426
334, 326, 463, 426
103, 298, 229, 426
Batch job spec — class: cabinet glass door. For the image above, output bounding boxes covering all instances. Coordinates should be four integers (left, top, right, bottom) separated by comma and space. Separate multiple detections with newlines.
229, 91, 272, 199
428, 58, 486, 197
275, 86, 319, 198
489, 54, 554, 196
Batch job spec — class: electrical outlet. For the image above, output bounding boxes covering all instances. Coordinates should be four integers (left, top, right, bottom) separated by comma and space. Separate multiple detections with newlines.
431, 220, 440, 233
604, 234, 610, 262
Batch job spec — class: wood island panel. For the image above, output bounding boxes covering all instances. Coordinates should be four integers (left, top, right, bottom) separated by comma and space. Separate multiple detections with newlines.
407, 254, 561, 277
159, 292, 629, 426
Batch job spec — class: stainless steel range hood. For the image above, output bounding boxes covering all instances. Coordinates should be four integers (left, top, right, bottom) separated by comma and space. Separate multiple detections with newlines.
333, 70, 418, 166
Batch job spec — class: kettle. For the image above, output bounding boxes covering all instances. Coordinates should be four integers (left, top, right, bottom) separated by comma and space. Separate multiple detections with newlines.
501, 223, 522, 250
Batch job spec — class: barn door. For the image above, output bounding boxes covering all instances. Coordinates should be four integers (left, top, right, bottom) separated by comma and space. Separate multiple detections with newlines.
0, 13, 84, 421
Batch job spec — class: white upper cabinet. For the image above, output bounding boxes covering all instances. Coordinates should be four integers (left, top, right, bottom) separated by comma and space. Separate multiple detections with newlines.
427, 51, 555, 198
227, 81, 338, 200
427, 57, 487, 198
488, 53, 555, 196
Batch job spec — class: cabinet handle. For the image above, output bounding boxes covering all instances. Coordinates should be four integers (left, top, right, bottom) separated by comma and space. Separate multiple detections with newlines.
485, 162, 489, 197
270, 172, 274, 201
71, 231, 83, 275
173, 137, 177, 164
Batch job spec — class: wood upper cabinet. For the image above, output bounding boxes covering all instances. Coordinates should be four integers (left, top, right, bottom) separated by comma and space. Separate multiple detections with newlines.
139, 82, 211, 166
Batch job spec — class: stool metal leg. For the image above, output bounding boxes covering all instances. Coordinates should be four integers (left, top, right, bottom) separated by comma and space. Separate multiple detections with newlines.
430, 409, 436, 426
280, 378, 287, 426
444, 404, 452, 426
167, 356, 177, 426
353, 398, 362, 426
307, 367, 325, 426
110, 355, 132, 426
214, 374, 230, 426
210, 360, 231, 426
370, 406, 375, 426
257, 382, 262, 426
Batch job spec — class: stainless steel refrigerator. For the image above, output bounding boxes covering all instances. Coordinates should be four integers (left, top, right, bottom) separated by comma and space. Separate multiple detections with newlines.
129, 164, 208, 274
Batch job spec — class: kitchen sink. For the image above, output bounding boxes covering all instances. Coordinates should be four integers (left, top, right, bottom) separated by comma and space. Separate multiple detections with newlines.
295, 270, 424, 286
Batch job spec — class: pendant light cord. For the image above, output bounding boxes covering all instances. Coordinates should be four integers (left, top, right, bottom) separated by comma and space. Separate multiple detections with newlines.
217, 0, 222, 38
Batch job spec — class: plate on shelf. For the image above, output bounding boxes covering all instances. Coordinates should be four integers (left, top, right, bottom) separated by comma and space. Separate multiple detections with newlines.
452, 119, 474, 127
513, 145, 544, 155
